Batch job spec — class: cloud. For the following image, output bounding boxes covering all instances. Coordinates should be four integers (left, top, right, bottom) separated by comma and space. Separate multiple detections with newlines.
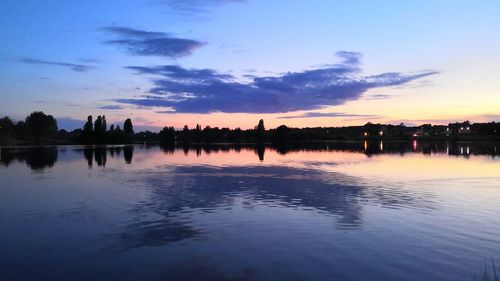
278, 112, 383, 119
19, 58, 92, 72
97, 105, 124, 110
114, 51, 438, 114
481, 114, 500, 121
101, 26, 204, 58
159, 0, 245, 14
78, 58, 100, 63
126, 65, 233, 80
334, 51, 362, 65
364, 94, 393, 100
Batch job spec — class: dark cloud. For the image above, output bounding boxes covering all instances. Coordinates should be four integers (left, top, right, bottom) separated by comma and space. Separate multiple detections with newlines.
159, 0, 245, 14
114, 51, 438, 114
278, 112, 383, 119
101, 26, 204, 58
19, 58, 92, 72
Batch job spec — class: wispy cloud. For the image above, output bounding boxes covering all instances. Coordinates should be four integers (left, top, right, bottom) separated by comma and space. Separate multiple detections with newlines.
113, 51, 438, 114
101, 26, 204, 58
159, 0, 245, 14
479, 114, 500, 122
78, 58, 100, 63
278, 112, 383, 119
19, 58, 92, 72
97, 105, 124, 110
364, 94, 393, 100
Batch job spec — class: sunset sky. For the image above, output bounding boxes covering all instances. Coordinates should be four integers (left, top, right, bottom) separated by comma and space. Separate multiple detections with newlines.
1, 0, 499, 131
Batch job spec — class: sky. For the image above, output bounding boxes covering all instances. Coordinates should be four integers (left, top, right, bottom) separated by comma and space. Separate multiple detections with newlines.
1, 0, 500, 131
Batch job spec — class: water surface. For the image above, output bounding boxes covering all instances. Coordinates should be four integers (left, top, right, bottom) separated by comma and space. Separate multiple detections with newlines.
1, 142, 499, 281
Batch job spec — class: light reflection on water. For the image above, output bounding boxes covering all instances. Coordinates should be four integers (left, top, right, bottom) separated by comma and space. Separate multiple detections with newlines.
0, 142, 499, 281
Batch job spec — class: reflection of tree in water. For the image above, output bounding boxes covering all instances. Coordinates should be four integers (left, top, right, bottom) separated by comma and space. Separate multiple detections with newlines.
82, 147, 107, 167
271, 141, 500, 157
83, 147, 93, 167
94, 147, 107, 167
123, 146, 133, 164
0, 148, 16, 167
113, 165, 437, 251
109, 146, 122, 158
0, 147, 58, 171
163, 141, 499, 161
254, 144, 265, 161
160, 143, 175, 154
82, 146, 133, 167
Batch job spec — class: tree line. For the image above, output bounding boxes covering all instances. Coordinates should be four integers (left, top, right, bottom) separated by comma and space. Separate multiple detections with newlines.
157, 119, 266, 145
1, 111, 499, 146
80, 115, 134, 144
0, 111, 58, 143
0, 111, 135, 145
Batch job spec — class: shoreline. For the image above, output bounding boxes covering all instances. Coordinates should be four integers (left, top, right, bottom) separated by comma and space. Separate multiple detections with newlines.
1, 138, 500, 148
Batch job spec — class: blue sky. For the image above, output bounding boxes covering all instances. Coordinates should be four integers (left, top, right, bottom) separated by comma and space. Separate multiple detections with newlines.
1, 0, 499, 130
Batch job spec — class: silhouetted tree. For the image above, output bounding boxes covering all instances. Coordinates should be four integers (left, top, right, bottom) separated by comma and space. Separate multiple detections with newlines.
94, 116, 103, 133
94, 116, 104, 143
25, 111, 58, 142
102, 115, 107, 133
179, 125, 190, 143
82, 115, 93, 143
15, 121, 30, 140
84, 115, 93, 131
256, 119, 265, 142
273, 125, 289, 141
0, 116, 15, 138
159, 126, 176, 144
124, 119, 134, 135
194, 124, 202, 142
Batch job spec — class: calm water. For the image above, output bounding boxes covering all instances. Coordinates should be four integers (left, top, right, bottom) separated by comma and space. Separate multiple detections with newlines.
1, 142, 499, 281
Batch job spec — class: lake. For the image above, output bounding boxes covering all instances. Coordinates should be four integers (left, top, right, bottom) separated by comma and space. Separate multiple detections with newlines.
1, 141, 499, 281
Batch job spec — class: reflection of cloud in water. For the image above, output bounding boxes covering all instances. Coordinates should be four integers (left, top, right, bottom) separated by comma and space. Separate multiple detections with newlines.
111, 219, 201, 251
112, 165, 437, 251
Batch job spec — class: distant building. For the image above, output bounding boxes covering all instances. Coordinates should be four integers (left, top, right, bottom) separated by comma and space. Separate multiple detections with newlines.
414, 124, 447, 137
361, 123, 387, 138
448, 121, 472, 135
